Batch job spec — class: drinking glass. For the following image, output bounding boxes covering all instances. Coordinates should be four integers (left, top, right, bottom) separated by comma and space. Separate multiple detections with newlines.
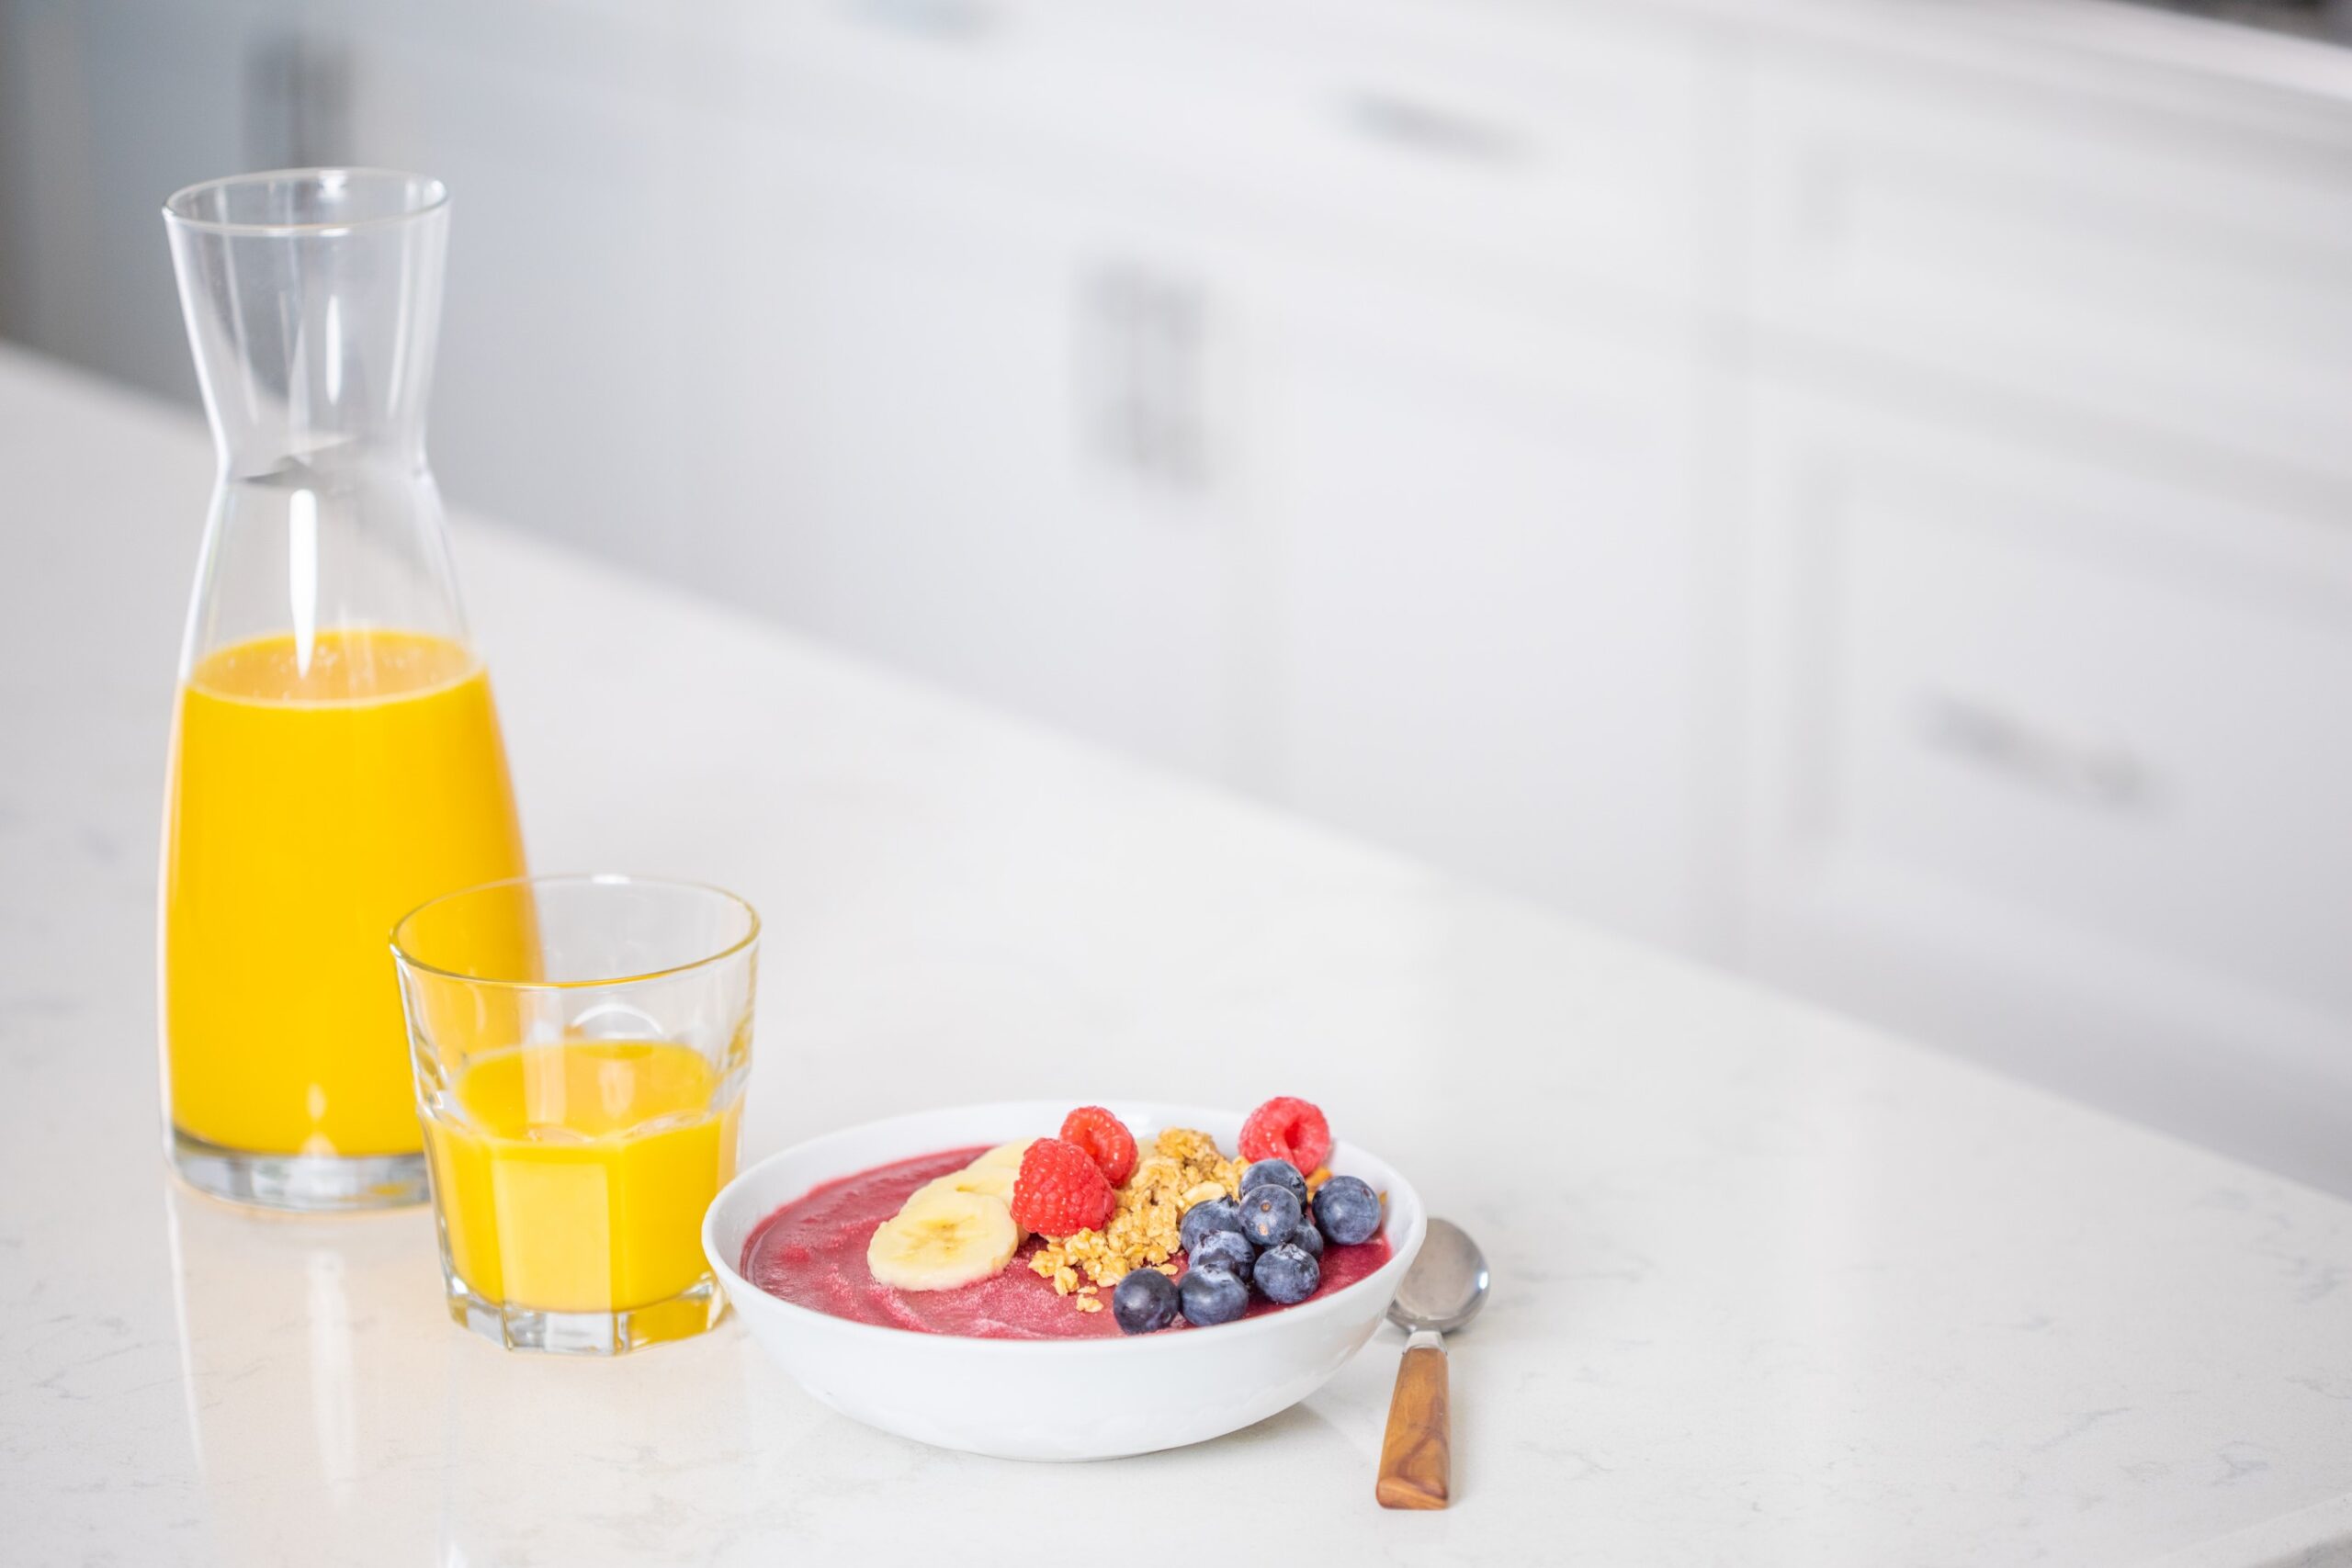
161, 168, 526, 1211
391, 875, 758, 1355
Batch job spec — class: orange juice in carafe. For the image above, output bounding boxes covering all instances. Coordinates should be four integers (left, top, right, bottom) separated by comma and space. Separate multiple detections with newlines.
163, 628, 526, 1160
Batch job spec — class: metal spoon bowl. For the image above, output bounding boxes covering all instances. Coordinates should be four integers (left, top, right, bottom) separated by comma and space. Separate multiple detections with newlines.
1388, 1217, 1490, 1336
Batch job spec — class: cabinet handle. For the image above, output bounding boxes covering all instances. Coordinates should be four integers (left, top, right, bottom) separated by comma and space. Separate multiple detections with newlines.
1079, 262, 1210, 495
1338, 89, 1527, 167
1918, 693, 2154, 811
243, 29, 352, 170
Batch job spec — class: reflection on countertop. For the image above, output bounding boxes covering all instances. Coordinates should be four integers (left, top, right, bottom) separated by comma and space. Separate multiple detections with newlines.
163, 1186, 447, 1564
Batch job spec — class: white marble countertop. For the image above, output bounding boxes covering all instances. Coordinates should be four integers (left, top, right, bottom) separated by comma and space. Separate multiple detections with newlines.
3, 343, 2350, 1565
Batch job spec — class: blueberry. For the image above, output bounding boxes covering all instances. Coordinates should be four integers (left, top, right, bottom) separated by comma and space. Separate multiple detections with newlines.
1180, 1197, 1243, 1255
1238, 1184, 1302, 1247
1191, 1229, 1256, 1280
1252, 1242, 1320, 1305
1239, 1159, 1308, 1203
1312, 1175, 1381, 1246
1180, 1264, 1250, 1326
1284, 1217, 1324, 1258
1112, 1266, 1182, 1335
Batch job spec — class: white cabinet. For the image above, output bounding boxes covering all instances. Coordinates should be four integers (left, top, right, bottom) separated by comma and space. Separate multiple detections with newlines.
1246, 279, 1708, 947
689, 131, 1234, 775
1744, 39, 2352, 487
1737, 384, 2352, 1191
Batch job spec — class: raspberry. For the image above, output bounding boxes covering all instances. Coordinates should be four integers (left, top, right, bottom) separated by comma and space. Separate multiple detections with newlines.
1011, 1137, 1117, 1237
1238, 1096, 1330, 1173
1059, 1105, 1138, 1186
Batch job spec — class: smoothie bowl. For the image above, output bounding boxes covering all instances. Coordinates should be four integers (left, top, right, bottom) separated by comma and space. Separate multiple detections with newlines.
703, 1099, 1426, 1460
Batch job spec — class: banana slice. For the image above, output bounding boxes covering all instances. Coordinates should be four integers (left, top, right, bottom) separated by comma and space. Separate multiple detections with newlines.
867, 1186, 1019, 1292
952, 1142, 1032, 1216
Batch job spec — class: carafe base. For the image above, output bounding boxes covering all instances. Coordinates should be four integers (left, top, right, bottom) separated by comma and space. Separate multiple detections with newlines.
169, 1126, 428, 1213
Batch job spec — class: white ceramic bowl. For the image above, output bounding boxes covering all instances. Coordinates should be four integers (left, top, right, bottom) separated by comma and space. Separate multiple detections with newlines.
704, 1100, 1426, 1461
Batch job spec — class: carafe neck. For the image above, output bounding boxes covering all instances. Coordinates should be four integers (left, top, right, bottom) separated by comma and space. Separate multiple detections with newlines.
165, 170, 469, 670
165, 169, 448, 479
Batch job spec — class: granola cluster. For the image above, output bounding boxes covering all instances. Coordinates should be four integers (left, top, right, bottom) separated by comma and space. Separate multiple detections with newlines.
1030, 1126, 1243, 1306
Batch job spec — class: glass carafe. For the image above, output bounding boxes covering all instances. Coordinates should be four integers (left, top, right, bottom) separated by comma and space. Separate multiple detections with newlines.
161, 169, 526, 1211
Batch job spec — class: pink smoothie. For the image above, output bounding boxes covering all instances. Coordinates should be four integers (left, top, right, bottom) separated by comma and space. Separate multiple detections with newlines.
741, 1145, 1395, 1340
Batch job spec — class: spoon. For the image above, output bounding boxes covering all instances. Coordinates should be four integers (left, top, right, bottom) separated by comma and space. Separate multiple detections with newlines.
1376, 1217, 1490, 1509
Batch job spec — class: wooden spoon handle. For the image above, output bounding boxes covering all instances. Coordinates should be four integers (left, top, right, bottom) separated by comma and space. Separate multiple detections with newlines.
1376, 1333, 1451, 1509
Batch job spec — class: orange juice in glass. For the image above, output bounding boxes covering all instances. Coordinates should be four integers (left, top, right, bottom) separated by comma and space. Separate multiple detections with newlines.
163, 169, 526, 1211
393, 876, 757, 1354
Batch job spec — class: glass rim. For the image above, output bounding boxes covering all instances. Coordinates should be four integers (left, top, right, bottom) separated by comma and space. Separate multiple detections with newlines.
163, 166, 450, 236
390, 873, 761, 992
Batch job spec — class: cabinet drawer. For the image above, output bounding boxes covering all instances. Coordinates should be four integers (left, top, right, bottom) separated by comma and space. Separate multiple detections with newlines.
1158, 0, 1711, 302
1742, 389, 2352, 1051
752, 0, 1710, 304
1747, 45, 2352, 483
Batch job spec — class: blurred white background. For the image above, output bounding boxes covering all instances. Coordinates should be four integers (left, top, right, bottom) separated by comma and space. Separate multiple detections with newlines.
4, 0, 2349, 1193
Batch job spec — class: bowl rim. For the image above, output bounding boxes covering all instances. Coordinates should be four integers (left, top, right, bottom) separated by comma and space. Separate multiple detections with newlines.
703, 1099, 1427, 1358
